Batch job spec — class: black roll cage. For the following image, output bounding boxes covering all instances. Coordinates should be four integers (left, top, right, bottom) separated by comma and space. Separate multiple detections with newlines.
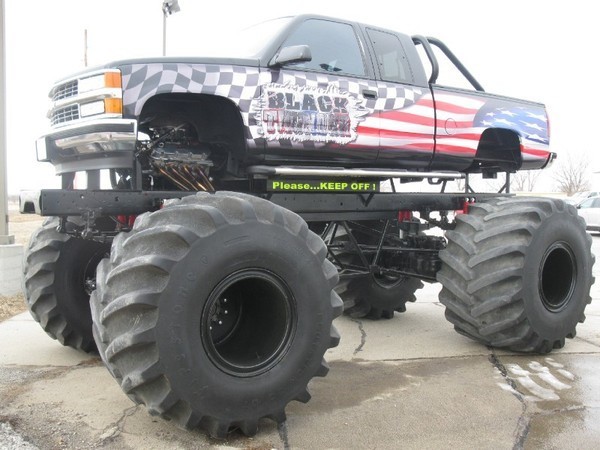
412, 35, 485, 91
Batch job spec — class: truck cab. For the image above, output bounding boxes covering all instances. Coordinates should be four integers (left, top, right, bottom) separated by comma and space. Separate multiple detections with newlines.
37, 15, 552, 196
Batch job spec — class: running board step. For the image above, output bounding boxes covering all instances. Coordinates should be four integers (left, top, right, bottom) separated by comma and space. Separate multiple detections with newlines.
247, 166, 465, 180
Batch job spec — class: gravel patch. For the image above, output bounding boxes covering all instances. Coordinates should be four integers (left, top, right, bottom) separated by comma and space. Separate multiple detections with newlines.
0, 295, 27, 322
0, 422, 38, 450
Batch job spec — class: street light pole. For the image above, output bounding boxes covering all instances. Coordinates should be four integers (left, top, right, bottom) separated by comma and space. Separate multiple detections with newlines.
162, 0, 181, 56
162, 10, 166, 56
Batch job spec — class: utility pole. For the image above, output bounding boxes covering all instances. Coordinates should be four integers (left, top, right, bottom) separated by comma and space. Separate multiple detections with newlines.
1, 0, 23, 297
84, 28, 88, 67
0, 0, 12, 245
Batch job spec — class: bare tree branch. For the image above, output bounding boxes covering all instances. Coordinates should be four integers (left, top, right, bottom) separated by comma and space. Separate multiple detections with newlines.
553, 156, 590, 196
511, 170, 541, 192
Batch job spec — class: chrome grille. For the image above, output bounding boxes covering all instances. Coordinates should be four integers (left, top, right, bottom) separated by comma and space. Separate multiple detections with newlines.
51, 104, 80, 126
52, 80, 78, 101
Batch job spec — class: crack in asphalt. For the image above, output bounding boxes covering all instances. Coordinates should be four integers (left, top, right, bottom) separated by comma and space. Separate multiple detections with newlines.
574, 336, 600, 348
537, 405, 587, 416
376, 354, 489, 363
96, 405, 139, 445
277, 421, 290, 450
487, 350, 530, 450
512, 412, 531, 450
350, 318, 366, 355
488, 351, 523, 401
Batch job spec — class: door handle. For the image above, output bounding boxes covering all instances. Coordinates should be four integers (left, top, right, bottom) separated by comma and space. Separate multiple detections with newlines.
362, 89, 378, 99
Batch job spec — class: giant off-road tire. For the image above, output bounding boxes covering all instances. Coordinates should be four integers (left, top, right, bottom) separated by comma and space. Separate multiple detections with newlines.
333, 221, 423, 319
437, 197, 594, 353
90, 192, 343, 438
23, 218, 110, 352
339, 272, 423, 319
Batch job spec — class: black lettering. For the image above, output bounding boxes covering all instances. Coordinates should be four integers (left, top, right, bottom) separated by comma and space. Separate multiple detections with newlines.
285, 93, 301, 110
302, 94, 317, 111
317, 95, 332, 112
268, 92, 285, 108
333, 97, 348, 113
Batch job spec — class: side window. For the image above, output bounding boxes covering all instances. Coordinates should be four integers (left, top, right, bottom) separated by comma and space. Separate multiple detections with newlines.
593, 198, 600, 208
580, 198, 594, 209
367, 28, 413, 84
282, 19, 365, 77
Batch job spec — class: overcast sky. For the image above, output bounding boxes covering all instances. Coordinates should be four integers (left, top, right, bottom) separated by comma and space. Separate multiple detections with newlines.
3, 0, 598, 193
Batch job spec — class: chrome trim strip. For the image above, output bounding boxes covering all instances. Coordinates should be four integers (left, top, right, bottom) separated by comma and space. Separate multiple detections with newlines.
54, 129, 136, 150
41, 118, 136, 138
248, 166, 465, 179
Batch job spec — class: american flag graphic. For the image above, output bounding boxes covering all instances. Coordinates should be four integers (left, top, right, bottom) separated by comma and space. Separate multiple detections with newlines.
473, 100, 550, 161
354, 90, 435, 152
353, 90, 549, 164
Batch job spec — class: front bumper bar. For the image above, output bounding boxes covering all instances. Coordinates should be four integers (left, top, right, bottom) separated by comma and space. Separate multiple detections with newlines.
36, 119, 137, 174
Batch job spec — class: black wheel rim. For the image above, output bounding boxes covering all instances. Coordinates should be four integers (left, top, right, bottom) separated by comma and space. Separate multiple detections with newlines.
372, 272, 404, 289
539, 242, 577, 312
201, 269, 296, 377
82, 248, 108, 296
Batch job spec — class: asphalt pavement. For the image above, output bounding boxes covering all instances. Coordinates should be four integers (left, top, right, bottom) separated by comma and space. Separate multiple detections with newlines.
2, 239, 600, 449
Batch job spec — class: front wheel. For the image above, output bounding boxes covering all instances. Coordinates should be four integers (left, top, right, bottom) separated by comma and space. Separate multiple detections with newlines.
23, 218, 109, 352
437, 197, 594, 353
91, 192, 342, 437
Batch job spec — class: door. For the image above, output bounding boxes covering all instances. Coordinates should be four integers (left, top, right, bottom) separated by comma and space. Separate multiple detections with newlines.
365, 27, 435, 169
254, 18, 380, 165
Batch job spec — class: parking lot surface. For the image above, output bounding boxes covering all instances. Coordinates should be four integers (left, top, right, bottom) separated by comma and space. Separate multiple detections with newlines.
1, 238, 599, 449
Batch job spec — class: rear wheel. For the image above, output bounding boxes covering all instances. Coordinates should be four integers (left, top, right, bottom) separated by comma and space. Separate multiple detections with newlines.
330, 221, 423, 319
23, 218, 109, 352
340, 271, 424, 319
91, 192, 342, 438
437, 197, 594, 353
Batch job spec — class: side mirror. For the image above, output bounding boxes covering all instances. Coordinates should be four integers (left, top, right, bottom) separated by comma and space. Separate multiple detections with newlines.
269, 45, 312, 68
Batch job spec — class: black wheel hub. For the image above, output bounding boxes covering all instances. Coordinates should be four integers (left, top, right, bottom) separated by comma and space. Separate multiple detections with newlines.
539, 242, 577, 312
201, 269, 296, 377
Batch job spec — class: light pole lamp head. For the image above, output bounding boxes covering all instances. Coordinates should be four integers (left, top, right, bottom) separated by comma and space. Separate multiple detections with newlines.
162, 0, 181, 17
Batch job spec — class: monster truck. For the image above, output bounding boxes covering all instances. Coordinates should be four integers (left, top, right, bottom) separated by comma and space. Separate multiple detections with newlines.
24, 14, 593, 437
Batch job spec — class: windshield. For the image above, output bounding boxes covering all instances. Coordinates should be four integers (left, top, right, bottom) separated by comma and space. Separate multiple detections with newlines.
201, 17, 292, 59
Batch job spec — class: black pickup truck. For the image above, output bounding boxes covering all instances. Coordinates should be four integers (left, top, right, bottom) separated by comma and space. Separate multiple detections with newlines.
25, 14, 592, 438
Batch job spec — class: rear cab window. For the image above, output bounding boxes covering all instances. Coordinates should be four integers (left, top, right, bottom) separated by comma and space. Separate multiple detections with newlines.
366, 28, 415, 84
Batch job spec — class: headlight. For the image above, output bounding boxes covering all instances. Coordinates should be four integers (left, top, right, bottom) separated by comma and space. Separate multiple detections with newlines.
80, 98, 123, 118
78, 72, 122, 93
80, 101, 105, 117
78, 74, 105, 93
